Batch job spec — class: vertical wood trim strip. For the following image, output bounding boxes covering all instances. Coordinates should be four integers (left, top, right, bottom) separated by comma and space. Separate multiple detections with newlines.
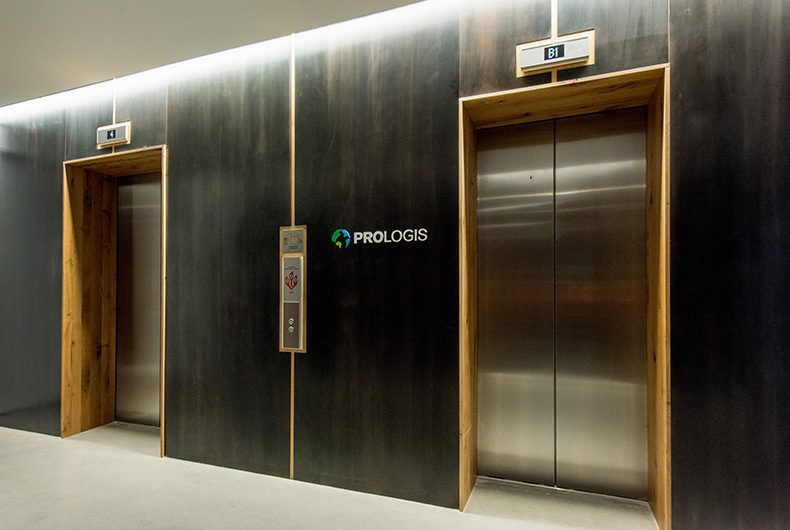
550, 0, 559, 82
646, 68, 671, 530
100, 176, 117, 426
459, 104, 478, 510
660, 67, 672, 530
290, 35, 297, 228
61, 164, 75, 436
83, 171, 101, 430
550, 0, 558, 39
290, 352, 295, 479
458, 103, 468, 509
289, 33, 297, 480
161, 146, 168, 457
112, 79, 117, 154
72, 170, 85, 433
112, 79, 117, 125
647, 78, 661, 527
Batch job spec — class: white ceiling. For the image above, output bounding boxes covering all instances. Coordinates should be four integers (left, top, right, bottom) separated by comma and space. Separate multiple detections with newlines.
0, 0, 419, 107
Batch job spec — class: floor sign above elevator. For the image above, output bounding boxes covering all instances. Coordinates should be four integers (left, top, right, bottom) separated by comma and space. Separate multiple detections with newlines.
477, 107, 648, 500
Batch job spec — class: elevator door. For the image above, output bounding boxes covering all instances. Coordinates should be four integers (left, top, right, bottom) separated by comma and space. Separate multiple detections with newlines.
116, 174, 161, 427
476, 107, 647, 499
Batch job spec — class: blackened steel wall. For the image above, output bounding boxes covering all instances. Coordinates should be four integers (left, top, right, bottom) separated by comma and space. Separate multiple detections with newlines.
164, 40, 292, 477
0, 108, 64, 435
293, 9, 461, 507
670, 1, 790, 527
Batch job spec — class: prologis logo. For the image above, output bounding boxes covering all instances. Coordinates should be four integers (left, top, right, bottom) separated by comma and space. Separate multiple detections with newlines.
331, 227, 428, 248
331, 229, 351, 249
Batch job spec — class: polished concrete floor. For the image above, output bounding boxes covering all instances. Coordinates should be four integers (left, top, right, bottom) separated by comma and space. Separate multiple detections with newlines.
0, 424, 658, 529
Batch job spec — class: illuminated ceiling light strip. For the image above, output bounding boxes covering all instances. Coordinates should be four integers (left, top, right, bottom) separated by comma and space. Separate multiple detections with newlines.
1, 0, 459, 120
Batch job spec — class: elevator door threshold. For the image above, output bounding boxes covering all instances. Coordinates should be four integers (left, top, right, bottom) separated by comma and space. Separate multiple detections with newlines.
465, 476, 657, 530
64, 422, 160, 458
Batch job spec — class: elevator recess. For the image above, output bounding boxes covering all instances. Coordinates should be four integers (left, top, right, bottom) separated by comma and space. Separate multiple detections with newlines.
61, 146, 167, 453
476, 107, 648, 500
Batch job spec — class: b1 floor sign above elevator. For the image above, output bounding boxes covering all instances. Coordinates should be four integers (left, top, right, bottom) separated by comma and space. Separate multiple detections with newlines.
476, 107, 648, 500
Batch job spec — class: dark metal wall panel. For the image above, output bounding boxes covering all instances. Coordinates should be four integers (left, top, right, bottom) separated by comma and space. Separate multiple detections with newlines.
557, 0, 668, 81
115, 75, 168, 152
460, 0, 551, 96
164, 39, 292, 477
293, 8, 460, 507
670, 1, 790, 528
0, 109, 64, 435
64, 83, 113, 160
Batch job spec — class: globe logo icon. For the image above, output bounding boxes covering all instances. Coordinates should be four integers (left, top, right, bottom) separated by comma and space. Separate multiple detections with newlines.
331, 229, 351, 249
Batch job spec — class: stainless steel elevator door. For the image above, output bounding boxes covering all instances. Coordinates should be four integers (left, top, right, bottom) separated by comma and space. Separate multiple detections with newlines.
476, 108, 647, 500
555, 109, 647, 499
477, 121, 556, 484
116, 174, 161, 427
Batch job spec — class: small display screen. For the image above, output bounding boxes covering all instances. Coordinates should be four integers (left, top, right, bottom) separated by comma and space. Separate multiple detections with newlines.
544, 44, 565, 61
106, 129, 116, 140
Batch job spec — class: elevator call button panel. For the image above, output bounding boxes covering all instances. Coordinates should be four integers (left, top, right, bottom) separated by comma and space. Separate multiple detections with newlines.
280, 226, 306, 352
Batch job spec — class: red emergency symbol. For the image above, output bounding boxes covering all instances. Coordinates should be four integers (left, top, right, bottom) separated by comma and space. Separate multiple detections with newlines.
285, 271, 299, 291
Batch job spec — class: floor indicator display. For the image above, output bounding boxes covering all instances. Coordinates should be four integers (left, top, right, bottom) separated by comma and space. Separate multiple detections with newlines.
280, 226, 306, 352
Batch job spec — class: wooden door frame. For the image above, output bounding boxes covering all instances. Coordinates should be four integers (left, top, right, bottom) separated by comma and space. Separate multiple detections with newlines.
458, 64, 671, 529
61, 145, 168, 457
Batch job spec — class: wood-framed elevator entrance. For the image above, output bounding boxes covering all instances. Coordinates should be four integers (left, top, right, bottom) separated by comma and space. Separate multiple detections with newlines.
61, 145, 168, 456
459, 65, 671, 528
